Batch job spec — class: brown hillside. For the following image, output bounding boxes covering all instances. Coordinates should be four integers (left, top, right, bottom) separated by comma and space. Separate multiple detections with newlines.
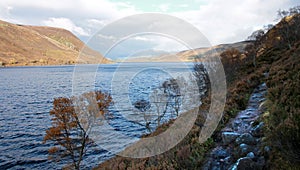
254, 13, 300, 169
124, 41, 250, 62
0, 20, 110, 66
95, 14, 300, 170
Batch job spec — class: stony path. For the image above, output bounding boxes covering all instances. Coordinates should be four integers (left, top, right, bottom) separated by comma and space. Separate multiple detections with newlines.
203, 83, 268, 170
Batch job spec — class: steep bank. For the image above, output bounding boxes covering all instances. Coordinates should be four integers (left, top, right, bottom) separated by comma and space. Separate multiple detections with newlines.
0, 20, 110, 66
203, 13, 300, 169
259, 14, 300, 169
94, 14, 300, 169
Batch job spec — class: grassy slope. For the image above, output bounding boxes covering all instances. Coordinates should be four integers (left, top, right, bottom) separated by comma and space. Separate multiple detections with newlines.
95, 14, 300, 169
0, 20, 110, 66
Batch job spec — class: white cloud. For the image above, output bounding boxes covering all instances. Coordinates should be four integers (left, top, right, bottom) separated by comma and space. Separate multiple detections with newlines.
0, 5, 19, 23
0, 0, 137, 38
43, 17, 90, 36
0, 0, 298, 49
179, 4, 189, 8
158, 4, 170, 12
132, 35, 187, 52
173, 0, 299, 45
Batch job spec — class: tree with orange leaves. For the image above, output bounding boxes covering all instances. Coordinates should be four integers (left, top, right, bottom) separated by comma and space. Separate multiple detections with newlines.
44, 91, 113, 169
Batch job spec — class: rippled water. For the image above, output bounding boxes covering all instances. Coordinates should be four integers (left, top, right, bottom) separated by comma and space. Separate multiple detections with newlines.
0, 62, 194, 169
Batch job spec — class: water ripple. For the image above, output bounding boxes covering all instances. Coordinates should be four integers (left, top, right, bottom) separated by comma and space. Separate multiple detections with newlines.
0, 63, 194, 169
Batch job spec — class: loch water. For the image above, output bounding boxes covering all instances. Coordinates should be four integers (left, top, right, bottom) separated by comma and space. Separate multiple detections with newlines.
0, 62, 195, 169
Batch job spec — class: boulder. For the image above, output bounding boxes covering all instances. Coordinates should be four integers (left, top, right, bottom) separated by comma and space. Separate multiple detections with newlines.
231, 157, 263, 170
222, 132, 240, 145
211, 147, 230, 159
246, 152, 255, 159
236, 157, 260, 170
235, 133, 257, 145
239, 143, 250, 156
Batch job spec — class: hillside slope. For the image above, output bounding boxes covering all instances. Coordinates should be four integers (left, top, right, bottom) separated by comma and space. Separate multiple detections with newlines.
0, 20, 110, 66
124, 41, 250, 62
95, 14, 300, 170
255, 14, 300, 169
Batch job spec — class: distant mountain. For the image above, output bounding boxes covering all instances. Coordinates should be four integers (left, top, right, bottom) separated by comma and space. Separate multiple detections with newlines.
0, 20, 111, 66
124, 41, 251, 62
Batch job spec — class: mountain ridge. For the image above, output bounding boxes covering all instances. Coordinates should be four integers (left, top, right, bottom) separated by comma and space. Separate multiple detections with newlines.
123, 41, 251, 62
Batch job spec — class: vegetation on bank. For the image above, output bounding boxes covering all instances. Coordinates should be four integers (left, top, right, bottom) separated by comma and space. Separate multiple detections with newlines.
96, 7, 300, 170
260, 13, 300, 169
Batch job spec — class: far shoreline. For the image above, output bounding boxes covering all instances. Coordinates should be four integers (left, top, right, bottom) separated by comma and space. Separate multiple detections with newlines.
0, 62, 116, 68
0, 61, 200, 68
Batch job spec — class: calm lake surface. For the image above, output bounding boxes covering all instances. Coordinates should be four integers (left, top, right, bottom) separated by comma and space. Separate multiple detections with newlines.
0, 62, 195, 169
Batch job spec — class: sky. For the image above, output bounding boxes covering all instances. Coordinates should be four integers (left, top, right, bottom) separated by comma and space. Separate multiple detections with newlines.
0, 0, 298, 59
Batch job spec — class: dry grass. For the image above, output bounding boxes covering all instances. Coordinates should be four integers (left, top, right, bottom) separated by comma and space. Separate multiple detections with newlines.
0, 20, 110, 66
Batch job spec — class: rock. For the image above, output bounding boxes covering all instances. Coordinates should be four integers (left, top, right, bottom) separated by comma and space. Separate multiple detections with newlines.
211, 147, 230, 159
235, 133, 257, 145
231, 157, 263, 170
264, 146, 270, 153
233, 120, 241, 129
247, 152, 255, 159
236, 157, 261, 170
240, 114, 255, 119
224, 156, 231, 164
203, 160, 222, 170
222, 132, 240, 145
239, 143, 250, 156
251, 122, 264, 137
211, 162, 221, 170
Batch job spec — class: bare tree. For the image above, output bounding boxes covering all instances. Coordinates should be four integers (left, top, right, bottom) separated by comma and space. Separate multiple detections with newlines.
150, 89, 167, 126
128, 75, 199, 134
274, 6, 300, 49
133, 99, 153, 132
277, 6, 300, 20
247, 29, 265, 42
162, 78, 183, 117
278, 14, 300, 49
193, 63, 210, 96
130, 77, 187, 132
246, 29, 265, 67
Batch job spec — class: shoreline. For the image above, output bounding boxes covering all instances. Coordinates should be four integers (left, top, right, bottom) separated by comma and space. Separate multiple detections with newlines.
0, 61, 199, 68
0, 62, 116, 68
